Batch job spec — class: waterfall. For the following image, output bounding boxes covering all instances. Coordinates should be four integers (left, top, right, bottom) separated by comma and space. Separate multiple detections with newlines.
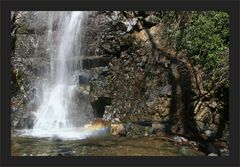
20, 11, 104, 140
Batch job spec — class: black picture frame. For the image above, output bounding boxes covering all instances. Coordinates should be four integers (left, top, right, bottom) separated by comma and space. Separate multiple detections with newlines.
1, 0, 239, 167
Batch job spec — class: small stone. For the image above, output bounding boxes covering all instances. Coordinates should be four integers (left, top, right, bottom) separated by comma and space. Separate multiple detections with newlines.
152, 123, 165, 131
205, 130, 212, 137
173, 136, 188, 143
189, 141, 198, 147
208, 153, 218, 156
181, 137, 188, 142
156, 132, 164, 136
112, 118, 120, 123
220, 148, 228, 153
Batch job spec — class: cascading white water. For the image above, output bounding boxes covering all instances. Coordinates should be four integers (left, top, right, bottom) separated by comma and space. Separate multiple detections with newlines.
34, 12, 85, 130
20, 11, 106, 140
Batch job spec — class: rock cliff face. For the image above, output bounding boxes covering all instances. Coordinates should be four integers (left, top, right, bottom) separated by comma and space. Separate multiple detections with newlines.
86, 11, 228, 141
11, 11, 229, 142
11, 11, 49, 129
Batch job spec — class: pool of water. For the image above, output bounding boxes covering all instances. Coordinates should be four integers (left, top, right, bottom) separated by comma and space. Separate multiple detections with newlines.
11, 135, 205, 156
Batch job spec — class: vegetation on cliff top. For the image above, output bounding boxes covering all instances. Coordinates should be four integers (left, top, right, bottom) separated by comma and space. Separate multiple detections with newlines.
161, 11, 229, 91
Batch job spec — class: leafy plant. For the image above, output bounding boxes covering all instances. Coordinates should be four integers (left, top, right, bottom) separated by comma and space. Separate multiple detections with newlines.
161, 11, 229, 91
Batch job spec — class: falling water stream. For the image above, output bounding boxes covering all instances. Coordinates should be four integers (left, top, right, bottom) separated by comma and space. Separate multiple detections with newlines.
18, 11, 106, 140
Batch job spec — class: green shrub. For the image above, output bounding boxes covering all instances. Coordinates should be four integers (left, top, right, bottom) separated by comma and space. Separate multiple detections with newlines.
161, 11, 229, 89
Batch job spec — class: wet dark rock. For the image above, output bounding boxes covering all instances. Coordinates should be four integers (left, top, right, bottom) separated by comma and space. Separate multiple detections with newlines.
82, 56, 111, 70
91, 97, 112, 118
110, 21, 127, 32
78, 71, 91, 85
15, 112, 35, 129
199, 142, 220, 155
136, 120, 152, 127
206, 143, 220, 155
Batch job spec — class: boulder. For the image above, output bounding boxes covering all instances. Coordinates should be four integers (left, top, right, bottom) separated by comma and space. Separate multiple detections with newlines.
144, 15, 160, 27
110, 123, 126, 136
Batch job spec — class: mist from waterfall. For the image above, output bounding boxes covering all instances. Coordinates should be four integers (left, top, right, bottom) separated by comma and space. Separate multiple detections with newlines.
20, 11, 103, 140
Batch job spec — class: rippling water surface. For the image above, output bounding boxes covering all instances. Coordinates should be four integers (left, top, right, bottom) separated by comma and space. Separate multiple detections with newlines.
12, 135, 205, 156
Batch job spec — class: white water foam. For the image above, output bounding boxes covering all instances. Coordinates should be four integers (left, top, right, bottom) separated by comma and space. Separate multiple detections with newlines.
18, 127, 108, 140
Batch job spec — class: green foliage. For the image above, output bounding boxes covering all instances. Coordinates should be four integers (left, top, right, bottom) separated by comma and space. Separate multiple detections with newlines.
183, 11, 229, 71
161, 11, 229, 88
